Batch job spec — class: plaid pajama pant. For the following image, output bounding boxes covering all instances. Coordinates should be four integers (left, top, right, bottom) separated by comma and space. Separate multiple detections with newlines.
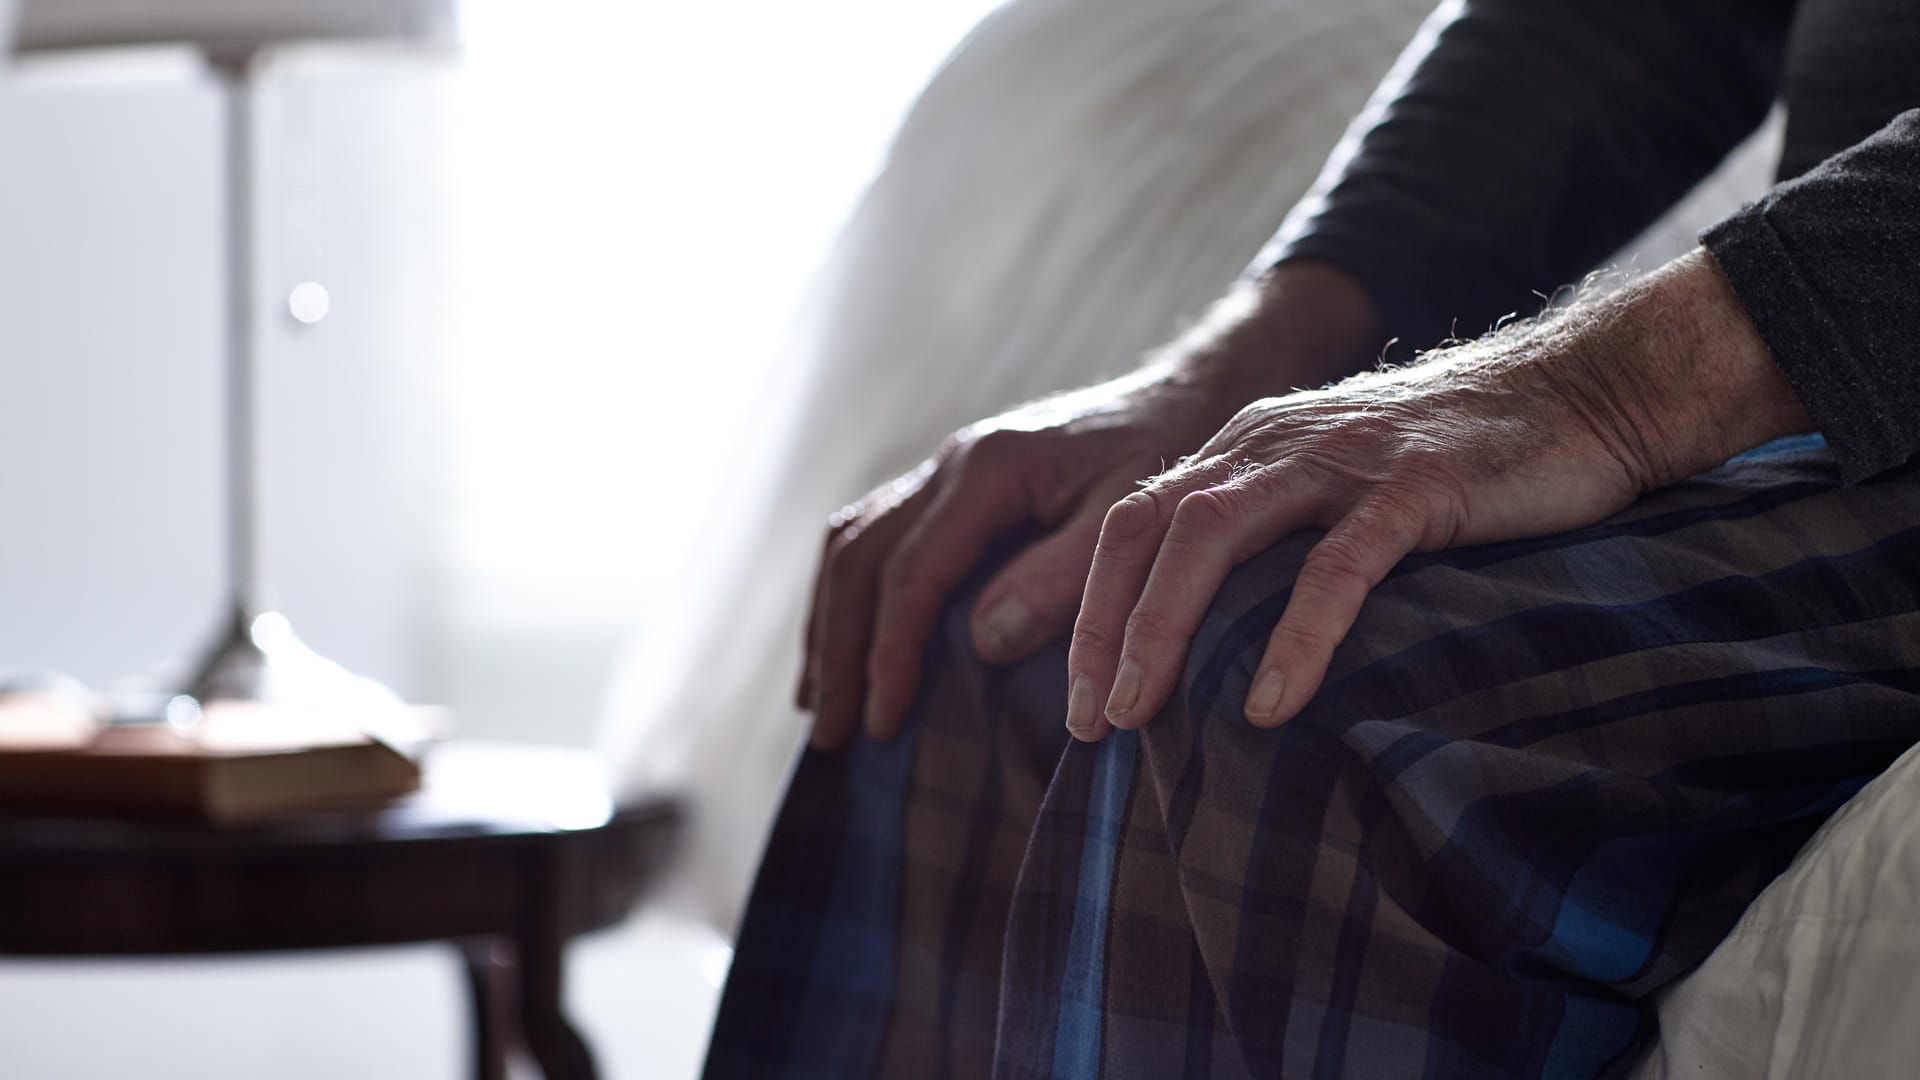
704, 437, 1920, 1079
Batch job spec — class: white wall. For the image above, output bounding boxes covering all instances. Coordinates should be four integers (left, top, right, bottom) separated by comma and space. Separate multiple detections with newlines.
0, 48, 515, 1080
0, 49, 450, 706
0, 62, 225, 691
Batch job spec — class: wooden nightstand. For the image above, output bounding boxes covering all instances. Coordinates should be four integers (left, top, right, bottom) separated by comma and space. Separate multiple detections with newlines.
0, 742, 678, 1080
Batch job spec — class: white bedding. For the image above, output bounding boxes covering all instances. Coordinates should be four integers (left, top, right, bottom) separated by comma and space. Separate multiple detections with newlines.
1632, 738, 1920, 1078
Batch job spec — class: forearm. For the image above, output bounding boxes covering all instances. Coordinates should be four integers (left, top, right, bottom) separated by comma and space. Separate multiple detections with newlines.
1264, 0, 1792, 357
1551, 248, 1812, 490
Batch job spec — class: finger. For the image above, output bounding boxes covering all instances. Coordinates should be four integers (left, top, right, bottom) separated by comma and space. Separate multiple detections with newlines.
795, 659, 815, 713
968, 477, 1137, 665
1065, 461, 1230, 742
795, 511, 854, 710
863, 462, 1032, 741
1105, 463, 1329, 730
1246, 496, 1425, 727
809, 484, 937, 750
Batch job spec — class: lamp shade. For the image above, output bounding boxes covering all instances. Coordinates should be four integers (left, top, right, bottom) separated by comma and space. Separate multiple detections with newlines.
13, 0, 456, 56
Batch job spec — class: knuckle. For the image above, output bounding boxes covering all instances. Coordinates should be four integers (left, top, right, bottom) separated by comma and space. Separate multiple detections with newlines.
835, 499, 891, 549
1383, 433, 1445, 466
822, 530, 857, 573
1365, 473, 1431, 512
823, 533, 867, 588
1100, 491, 1163, 545
1069, 621, 1118, 657
877, 550, 930, 599
827, 502, 862, 534
1123, 607, 1174, 645
1286, 448, 1332, 478
1386, 459, 1470, 523
960, 428, 1030, 472
1346, 410, 1399, 440
1225, 401, 1274, 432
933, 432, 966, 465
1384, 450, 1458, 495
1306, 531, 1377, 585
1374, 489, 1444, 544
1172, 488, 1238, 533
1351, 478, 1442, 546
1284, 454, 1352, 509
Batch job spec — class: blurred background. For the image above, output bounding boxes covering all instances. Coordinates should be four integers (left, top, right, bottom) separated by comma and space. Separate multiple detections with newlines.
0, 1, 999, 1076
0, 0, 1000, 770
0, 0, 1777, 1075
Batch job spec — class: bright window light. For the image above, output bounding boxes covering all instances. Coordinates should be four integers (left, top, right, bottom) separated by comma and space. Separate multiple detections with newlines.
445, 0, 1002, 621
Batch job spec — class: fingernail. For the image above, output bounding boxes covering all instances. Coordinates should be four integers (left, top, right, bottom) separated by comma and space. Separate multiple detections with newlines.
1065, 675, 1097, 737
1245, 669, 1285, 722
1105, 658, 1142, 721
974, 595, 1031, 660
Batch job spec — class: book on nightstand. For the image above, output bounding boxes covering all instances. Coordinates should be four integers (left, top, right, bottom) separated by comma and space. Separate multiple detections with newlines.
0, 696, 436, 823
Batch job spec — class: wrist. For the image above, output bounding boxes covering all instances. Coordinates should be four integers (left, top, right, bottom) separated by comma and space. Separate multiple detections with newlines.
1160, 260, 1386, 409
1564, 248, 1812, 490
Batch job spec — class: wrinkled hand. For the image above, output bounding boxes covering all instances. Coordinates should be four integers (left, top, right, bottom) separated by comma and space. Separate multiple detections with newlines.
799, 266, 1383, 750
797, 372, 1236, 750
1067, 250, 1810, 740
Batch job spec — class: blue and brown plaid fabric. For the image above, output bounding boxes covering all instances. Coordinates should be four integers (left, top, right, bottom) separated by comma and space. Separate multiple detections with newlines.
705, 437, 1920, 1079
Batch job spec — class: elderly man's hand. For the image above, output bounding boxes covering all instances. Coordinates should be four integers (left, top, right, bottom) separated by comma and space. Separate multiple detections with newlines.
799, 264, 1383, 750
1067, 249, 1813, 741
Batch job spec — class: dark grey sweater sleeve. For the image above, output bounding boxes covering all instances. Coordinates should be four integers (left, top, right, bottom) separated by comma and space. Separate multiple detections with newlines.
1268, 0, 1793, 357
1702, 109, 1920, 482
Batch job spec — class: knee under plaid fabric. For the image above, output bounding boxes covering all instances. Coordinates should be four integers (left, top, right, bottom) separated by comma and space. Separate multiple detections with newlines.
704, 437, 1920, 1080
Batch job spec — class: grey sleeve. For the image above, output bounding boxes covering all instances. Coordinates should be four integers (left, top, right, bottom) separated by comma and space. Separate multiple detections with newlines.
1702, 109, 1920, 482
1268, 0, 1793, 358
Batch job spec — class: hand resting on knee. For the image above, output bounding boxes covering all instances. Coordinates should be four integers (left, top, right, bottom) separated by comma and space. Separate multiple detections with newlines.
1069, 249, 1810, 741
796, 262, 1379, 748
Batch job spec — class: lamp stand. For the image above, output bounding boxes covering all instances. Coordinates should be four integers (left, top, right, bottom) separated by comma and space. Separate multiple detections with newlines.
178, 51, 396, 712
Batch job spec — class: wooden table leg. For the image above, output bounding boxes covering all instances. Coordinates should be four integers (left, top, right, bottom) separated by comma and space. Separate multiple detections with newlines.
460, 936, 515, 1080
519, 845, 598, 1080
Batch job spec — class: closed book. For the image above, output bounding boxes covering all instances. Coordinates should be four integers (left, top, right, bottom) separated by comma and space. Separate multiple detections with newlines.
0, 699, 427, 823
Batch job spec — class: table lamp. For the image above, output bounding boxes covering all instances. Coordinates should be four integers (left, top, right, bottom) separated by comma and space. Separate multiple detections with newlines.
10, 0, 457, 708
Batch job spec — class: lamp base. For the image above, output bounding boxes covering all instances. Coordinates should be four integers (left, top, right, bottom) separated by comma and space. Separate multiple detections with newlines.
181, 602, 400, 710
